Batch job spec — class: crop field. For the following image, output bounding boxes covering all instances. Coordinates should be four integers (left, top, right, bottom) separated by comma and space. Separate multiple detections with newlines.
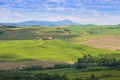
0, 25, 120, 62
0, 40, 117, 62
0, 25, 120, 69
0, 27, 79, 40
0, 0, 120, 80
0, 25, 120, 80
67, 25, 120, 50
68, 25, 120, 35
32, 68, 120, 80
81, 36, 120, 50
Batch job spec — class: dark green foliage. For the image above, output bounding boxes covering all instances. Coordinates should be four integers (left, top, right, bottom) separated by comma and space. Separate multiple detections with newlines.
3, 25, 16, 28
0, 71, 33, 80
21, 65, 43, 71
75, 78, 82, 80
76, 63, 87, 69
108, 27, 120, 29
64, 29, 71, 33
0, 30, 3, 35
34, 73, 68, 80
90, 74, 96, 79
76, 54, 120, 70
86, 74, 99, 80
99, 54, 120, 60
21, 64, 73, 71
76, 54, 97, 69
0, 71, 69, 80
54, 64, 73, 69
102, 73, 112, 77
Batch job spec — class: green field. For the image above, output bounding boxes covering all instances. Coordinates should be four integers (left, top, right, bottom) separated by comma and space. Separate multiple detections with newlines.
68, 25, 120, 35
0, 40, 118, 62
0, 25, 120, 80
0, 25, 120, 62
0, 27, 79, 40
31, 68, 120, 80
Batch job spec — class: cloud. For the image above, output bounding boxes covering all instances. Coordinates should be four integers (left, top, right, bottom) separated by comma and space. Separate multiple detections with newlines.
92, 10, 100, 17
0, 0, 120, 24
82, 0, 120, 5
46, 0, 66, 3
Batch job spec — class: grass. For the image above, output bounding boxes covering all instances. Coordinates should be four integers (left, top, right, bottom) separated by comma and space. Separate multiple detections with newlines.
66, 25, 120, 50
0, 25, 120, 42
0, 27, 79, 40
0, 26, 120, 80
31, 68, 120, 80
0, 26, 120, 62
66, 25, 120, 42
68, 25, 120, 35
0, 40, 118, 62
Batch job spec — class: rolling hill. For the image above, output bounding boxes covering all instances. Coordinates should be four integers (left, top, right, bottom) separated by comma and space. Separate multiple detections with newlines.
0, 26, 120, 63
0, 40, 118, 62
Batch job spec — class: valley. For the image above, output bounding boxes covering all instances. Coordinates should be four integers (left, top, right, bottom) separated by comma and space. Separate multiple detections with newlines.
0, 25, 120, 80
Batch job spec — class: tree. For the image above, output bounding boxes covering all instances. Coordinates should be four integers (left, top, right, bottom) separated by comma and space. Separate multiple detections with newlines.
0, 30, 3, 35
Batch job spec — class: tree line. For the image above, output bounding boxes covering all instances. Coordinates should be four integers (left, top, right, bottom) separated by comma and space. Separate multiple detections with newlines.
0, 70, 115, 80
76, 54, 120, 70
0, 71, 69, 80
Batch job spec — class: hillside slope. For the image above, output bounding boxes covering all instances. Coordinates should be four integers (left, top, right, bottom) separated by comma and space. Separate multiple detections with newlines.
0, 40, 118, 62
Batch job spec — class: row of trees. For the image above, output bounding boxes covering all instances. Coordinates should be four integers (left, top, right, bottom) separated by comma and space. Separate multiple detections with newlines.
20, 54, 120, 71
0, 71, 69, 80
0, 70, 113, 80
21, 64, 73, 71
76, 54, 120, 70
3, 25, 16, 28
56, 27, 71, 33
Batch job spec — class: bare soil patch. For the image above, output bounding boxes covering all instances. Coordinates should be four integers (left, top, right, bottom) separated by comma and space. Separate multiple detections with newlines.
82, 36, 120, 50
0, 60, 73, 70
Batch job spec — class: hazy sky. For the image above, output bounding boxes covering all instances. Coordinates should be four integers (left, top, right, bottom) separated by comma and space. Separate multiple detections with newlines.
0, 0, 120, 24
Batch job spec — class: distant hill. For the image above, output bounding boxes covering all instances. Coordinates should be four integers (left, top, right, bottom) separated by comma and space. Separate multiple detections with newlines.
0, 20, 79, 26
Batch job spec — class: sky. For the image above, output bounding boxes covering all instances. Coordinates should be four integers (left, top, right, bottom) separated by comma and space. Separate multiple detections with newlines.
0, 0, 120, 24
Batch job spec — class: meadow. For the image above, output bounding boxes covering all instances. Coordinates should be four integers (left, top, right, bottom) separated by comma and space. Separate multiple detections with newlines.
0, 25, 120, 80
31, 68, 120, 80
0, 25, 120, 62
0, 40, 117, 62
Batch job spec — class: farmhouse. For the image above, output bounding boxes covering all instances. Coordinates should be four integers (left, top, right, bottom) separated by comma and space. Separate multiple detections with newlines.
42, 36, 53, 40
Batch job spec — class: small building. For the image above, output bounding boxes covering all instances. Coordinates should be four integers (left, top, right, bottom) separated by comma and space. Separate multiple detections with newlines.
42, 36, 53, 40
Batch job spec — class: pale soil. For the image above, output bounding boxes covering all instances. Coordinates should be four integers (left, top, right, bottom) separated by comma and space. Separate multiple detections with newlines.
81, 36, 120, 50
0, 60, 73, 70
